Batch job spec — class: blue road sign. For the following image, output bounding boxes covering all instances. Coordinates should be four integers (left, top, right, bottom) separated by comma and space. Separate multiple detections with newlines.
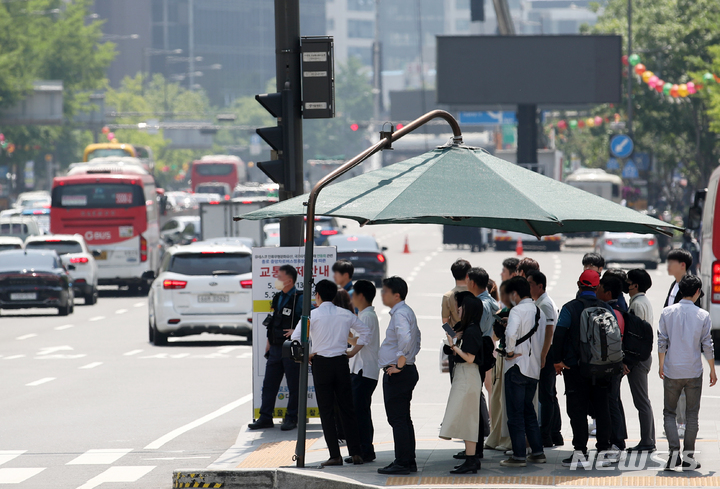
634, 152, 650, 172
610, 134, 634, 158
458, 111, 517, 125
606, 157, 619, 171
622, 159, 639, 179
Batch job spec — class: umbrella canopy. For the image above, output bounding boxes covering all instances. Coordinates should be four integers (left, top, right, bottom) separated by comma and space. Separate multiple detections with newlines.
238, 145, 680, 237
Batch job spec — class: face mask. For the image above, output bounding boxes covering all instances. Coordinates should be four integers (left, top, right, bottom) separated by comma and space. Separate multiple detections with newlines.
274, 279, 285, 290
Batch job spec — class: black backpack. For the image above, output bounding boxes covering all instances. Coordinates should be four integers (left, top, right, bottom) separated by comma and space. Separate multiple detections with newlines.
620, 309, 653, 368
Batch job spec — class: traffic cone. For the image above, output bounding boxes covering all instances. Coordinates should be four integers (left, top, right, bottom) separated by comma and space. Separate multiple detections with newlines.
403, 235, 411, 254
516, 238, 524, 256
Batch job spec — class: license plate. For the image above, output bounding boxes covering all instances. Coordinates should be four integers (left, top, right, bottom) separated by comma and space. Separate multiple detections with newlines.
95, 251, 108, 260
354, 268, 366, 274
198, 294, 229, 303
11, 292, 36, 300
620, 242, 640, 248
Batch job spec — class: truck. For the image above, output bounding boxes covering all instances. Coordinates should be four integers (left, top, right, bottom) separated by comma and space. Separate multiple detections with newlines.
199, 198, 276, 246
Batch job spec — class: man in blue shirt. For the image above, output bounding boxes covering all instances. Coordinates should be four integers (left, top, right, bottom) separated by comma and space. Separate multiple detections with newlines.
333, 260, 354, 295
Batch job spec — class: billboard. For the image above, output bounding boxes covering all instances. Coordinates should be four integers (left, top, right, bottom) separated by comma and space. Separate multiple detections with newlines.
436, 35, 622, 105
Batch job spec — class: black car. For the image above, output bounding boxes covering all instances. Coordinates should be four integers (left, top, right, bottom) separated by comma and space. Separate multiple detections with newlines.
321, 234, 387, 287
307, 216, 344, 245
0, 249, 75, 315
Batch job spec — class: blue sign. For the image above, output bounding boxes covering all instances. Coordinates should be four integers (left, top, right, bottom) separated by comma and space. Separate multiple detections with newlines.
634, 152, 650, 171
610, 134, 634, 158
606, 157, 619, 171
622, 159, 639, 179
458, 111, 517, 125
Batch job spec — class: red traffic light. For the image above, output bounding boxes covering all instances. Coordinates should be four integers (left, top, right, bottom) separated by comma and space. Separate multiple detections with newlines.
350, 123, 359, 131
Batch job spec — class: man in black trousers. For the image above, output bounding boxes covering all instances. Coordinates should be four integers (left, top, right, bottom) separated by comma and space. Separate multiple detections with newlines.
291, 280, 371, 466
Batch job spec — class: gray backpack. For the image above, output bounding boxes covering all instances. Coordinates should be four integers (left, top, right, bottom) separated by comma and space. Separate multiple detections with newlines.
578, 301, 624, 381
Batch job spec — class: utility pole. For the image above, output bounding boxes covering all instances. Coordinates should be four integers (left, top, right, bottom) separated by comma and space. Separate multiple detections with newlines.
274, 0, 304, 246
373, 0, 381, 125
627, 0, 633, 137
189, 0, 195, 90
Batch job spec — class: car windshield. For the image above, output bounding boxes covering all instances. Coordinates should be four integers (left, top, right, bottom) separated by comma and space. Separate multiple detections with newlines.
18, 198, 50, 208
168, 252, 252, 275
26, 241, 83, 255
0, 253, 58, 272
0, 244, 21, 251
326, 235, 379, 252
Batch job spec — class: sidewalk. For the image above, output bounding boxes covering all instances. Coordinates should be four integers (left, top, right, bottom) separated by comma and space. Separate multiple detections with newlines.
175, 400, 720, 489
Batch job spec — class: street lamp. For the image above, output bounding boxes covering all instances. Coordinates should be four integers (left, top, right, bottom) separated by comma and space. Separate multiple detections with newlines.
142, 48, 183, 96
101, 33, 140, 41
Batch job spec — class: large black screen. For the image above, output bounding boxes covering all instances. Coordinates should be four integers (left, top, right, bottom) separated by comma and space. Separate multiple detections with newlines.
436, 35, 622, 105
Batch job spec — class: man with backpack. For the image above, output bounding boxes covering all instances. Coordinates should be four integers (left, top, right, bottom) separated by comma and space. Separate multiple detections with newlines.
553, 270, 622, 468
625, 269, 656, 453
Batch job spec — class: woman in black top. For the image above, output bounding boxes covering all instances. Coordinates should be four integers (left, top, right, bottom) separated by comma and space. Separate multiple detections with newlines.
439, 296, 484, 474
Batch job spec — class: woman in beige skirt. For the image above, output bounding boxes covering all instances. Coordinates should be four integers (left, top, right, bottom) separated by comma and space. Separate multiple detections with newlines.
439, 296, 485, 474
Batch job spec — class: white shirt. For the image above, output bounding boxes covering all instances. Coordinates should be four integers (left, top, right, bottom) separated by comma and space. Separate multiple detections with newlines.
668, 282, 680, 307
629, 293, 654, 325
534, 292, 558, 334
378, 301, 421, 367
349, 306, 380, 380
504, 298, 547, 379
291, 302, 370, 358
658, 299, 714, 379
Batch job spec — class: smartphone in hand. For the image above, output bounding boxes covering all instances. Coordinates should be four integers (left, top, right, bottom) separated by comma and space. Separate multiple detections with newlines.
442, 322, 456, 338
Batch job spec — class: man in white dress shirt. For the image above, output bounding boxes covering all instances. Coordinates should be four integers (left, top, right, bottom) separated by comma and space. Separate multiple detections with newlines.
291, 279, 371, 466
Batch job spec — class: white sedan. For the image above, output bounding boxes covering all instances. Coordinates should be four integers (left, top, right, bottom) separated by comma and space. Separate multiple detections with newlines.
148, 243, 253, 345
24, 234, 99, 304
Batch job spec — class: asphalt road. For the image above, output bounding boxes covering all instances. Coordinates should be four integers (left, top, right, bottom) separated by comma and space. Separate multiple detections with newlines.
1, 221, 716, 488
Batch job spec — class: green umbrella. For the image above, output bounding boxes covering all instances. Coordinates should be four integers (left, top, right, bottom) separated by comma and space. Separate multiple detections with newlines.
238, 144, 679, 237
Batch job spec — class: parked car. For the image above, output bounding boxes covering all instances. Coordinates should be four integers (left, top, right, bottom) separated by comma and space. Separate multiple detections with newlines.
320, 234, 387, 287
0, 249, 75, 315
24, 234, 99, 304
0, 216, 42, 240
148, 243, 253, 345
0, 236, 23, 251
594, 232, 660, 269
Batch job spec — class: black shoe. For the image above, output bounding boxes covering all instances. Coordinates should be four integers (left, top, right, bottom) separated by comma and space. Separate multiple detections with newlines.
664, 452, 682, 471
280, 419, 297, 431
627, 444, 656, 453
542, 438, 555, 448
344, 455, 375, 464
321, 457, 343, 467
409, 461, 418, 472
453, 450, 467, 460
682, 458, 701, 470
247, 419, 274, 430
552, 435, 565, 447
450, 456, 480, 474
378, 463, 410, 475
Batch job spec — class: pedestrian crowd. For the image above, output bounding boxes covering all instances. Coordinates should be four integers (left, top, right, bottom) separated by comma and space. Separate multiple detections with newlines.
248, 248, 716, 474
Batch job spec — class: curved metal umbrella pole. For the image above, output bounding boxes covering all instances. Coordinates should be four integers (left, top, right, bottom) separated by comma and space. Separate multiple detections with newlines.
294, 109, 462, 467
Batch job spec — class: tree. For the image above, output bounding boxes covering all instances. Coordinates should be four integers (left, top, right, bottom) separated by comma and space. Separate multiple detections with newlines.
586, 0, 720, 210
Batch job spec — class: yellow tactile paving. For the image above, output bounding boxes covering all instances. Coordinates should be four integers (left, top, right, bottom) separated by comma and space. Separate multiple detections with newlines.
622, 476, 654, 486
385, 476, 420, 486
384, 475, 720, 487
236, 437, 319, 468
587, 476, 622, 486
522, 476, 554, 485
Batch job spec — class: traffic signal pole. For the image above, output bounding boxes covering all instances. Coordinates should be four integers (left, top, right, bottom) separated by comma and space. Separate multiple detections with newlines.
274, 0, 304, 247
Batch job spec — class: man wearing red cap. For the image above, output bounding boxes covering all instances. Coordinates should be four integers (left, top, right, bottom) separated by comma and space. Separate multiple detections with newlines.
551, 270, 616, 469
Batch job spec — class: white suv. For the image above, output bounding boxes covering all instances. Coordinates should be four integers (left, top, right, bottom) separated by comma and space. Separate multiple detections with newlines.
24, 234, 99, 305
148, 243, 253, 345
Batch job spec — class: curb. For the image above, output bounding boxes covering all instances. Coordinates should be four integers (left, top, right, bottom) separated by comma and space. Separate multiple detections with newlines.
172, 468, 383, 489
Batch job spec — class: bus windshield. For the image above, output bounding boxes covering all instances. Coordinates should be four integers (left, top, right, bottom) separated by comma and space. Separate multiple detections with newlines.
88, 149, 134, 160
52, 184, 144, 209
194, 164, 233, 176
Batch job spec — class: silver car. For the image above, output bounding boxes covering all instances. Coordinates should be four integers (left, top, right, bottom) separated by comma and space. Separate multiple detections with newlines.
595, 232, 660, 269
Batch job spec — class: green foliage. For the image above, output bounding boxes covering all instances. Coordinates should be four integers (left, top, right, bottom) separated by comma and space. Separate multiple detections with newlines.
587, 0, 720, 195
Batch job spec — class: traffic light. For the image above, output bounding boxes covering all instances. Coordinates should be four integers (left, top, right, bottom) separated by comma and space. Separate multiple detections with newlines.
255, 89, 296, 192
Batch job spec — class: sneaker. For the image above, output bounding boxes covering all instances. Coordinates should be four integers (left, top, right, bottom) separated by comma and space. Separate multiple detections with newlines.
681, 457, 701, 470
590, 428, 597, 437
505, 447, 531, 456
562, 451, 591, 469
588, 419, 596, 435
500, 457, 527, 468
664, 452, 682, 471
528, 453, 547, 464
678, 424, 686, 438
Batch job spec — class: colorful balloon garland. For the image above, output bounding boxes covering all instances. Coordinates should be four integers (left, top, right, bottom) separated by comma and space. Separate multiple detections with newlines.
622, 54, 716, 99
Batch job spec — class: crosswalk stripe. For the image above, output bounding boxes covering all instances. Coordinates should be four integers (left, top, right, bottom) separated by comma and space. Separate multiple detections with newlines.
79, 362, 103, 370
0, 468, 45, 484
76, 466, 155, 489
26, 378, 55, 387
124, 349, 143, 356
0, 451, 26, 466
67, 449, 133, 465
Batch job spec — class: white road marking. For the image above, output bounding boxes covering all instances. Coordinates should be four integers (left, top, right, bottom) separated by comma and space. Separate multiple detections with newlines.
115, 309, 128, 315
67, 448, 132, 465
235, 353, 252, 359
134, 302, 145, 308
145, 456, 211, 461
140, 353, 190, 359
3, 355, 25, 360
89, 316, 105, 322
76, 466, 155, 489
217, 346, 245, 354
124, 349, 143, 356
0, 450, 26, 466
0, 468, 45, 484
431, 251, 439, 257
79, 362, 103, 370
407, 277, 415, 282
55, 324, 74, 330
144, 394, 252, 450
16, 334, 37, 340
26, 377, 56, 387
37, 346, 73, 355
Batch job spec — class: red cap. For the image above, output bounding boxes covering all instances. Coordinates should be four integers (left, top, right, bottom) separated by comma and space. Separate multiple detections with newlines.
579, 270, 600, 288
